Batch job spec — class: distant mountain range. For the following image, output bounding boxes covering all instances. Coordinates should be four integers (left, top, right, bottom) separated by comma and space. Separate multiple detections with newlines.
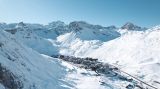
0, 21, 160, 89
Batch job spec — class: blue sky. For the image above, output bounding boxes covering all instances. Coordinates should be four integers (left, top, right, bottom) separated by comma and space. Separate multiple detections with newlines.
0, 0, 160, 27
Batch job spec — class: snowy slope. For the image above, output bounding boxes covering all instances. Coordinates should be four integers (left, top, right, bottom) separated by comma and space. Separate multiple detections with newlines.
0, 84, 5, 89
1, 21, 68, 39
1, 21, 120, 42
57, 32, 103, 56
25, 21, 120, 41
57, 24, 160, 88
57, 21, 121, 56
0, 30, 70, 89
25, 21, 69, 39
67, 21, 120, 41
6, 21, 120, 56
1, 21, 160, 88
0, 30, 124, 89
5, 22, 59, 56
67, 26, 160, 88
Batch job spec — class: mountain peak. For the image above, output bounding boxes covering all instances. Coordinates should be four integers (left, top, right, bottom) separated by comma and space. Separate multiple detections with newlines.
124, 22, 135, 26
105, 25, 117, 30
16, 22, 26, 28
121, 22, 137, 29
68, 21, 85, 31
69, 21, 104, 31
121, 22, 147, 31
48, 21, 65, 27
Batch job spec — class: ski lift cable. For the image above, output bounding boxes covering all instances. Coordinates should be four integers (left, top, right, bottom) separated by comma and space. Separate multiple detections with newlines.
110, 64, 158, 89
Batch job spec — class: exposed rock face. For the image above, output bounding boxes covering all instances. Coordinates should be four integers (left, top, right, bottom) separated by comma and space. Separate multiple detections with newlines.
104, 25, 117, 30
16, 22, 27, 28
68, 21, 104, 32
46, 21, 70, 35
69, 21, 83, 32
0, 64, 23, 89
0, 43, 4, 47
5, 29, 17, 34
121, 22, 147, 31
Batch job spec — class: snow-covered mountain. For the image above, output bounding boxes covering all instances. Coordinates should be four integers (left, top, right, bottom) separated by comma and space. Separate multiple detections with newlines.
67, 21, 120, 41
0, 27, 125, 89
1, 21, 121, 41
0, 30, 69, 89
121, 22, 147, 31
2, 21, 121, 56
5, 22, 59, 56
87, 26, 160, 82
0, 23, 17, 30
0, 21, 160, 89
59, 25, 160, 88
